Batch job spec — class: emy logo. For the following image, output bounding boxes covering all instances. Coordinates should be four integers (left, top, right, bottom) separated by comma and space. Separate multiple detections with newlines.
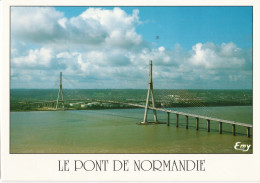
234, 142, 251, 152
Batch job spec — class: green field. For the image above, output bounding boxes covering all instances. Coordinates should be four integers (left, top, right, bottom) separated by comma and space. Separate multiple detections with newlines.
10, 89, 252, 111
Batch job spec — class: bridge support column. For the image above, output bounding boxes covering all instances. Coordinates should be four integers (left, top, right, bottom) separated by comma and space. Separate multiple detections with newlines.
207, 120, 210, 132
247, 127, 250, 137
141, 60, 158, 124
196, 118, 199, 130
186, 116, 188, 129
219, 122, 223, 134
232, 124, 236, 136
167, 112, 170, 126
176, 114, 179, 128
56, 72, 65, 109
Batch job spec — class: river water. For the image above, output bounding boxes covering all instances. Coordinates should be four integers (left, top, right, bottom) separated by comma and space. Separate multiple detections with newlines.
10, 106, 252, 154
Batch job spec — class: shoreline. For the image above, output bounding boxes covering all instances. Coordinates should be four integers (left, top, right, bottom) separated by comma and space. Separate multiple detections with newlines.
10, 104, 252, 112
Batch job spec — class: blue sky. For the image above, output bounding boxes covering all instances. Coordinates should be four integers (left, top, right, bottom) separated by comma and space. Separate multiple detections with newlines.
55, 6, 252, 50
11, 6, 252, 89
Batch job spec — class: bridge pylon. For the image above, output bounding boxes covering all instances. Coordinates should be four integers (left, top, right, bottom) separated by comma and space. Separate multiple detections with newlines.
141, 60, 158, 124
56, 72, 64, 109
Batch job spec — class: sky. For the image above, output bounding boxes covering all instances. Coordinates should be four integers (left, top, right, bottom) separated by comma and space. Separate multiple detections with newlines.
10, 6, 252, 89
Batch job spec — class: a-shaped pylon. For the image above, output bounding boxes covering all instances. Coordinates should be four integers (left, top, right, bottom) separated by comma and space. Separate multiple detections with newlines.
141, 60, 158, 124
56, 72, 64, 109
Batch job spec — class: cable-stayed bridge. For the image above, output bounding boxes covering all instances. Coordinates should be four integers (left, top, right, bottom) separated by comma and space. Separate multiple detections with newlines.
23, 61, 253, 137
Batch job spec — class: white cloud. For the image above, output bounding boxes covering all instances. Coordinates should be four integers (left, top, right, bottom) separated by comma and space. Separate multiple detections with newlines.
13, 48, 52, 68
158, 46, 165, 52
58, 18, 67, 29
77, 7, 142, 48
188, 42, 246, 69
10, 7, 252, 89
79, 7, 140, 32
11, 7, 65, 43
11, 7, 142, 49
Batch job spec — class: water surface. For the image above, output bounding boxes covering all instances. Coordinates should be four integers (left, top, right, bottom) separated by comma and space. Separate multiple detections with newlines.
10, 106, 253, 154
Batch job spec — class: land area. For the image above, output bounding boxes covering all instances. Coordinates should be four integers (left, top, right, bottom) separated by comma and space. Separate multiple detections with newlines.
10, 89, 252, 112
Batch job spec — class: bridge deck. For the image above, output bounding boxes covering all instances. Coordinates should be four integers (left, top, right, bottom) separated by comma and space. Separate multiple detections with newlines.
29, 99, 252, 128
101, 100, 253, 128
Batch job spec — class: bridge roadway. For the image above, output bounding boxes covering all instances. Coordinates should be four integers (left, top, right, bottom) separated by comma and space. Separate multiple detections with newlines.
104, 99, 252, 137
30, 98, 252, 137
97, 100, 252, 126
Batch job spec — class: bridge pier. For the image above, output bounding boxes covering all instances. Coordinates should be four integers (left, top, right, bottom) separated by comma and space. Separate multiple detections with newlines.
186, 116, 189, 129
219, 122, 223, 134
139, 104, 251, 137
232, 124, 236, 136
176, 114, 179, 127
167, 112, 170, 126
247, 127, 250, 137
207, 120, 210, 132
196, 118, 199, 130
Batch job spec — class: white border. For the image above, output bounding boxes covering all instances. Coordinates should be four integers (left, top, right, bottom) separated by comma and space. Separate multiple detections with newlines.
1, 0, 260, 181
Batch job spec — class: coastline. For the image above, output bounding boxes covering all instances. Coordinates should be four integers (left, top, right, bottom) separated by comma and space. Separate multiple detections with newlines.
10, 104, 252, 112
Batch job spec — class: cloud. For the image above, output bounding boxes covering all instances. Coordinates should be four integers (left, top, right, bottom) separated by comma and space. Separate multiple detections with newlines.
12, 48, 53, 68
11, 7, 65, 43
78, 7, 142, 48
10, 7, 252, 89
11, 7, 142, 48
188, 42, 247, 69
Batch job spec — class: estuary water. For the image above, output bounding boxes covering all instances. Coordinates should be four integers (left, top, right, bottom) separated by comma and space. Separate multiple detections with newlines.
10, 106, 252, 154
